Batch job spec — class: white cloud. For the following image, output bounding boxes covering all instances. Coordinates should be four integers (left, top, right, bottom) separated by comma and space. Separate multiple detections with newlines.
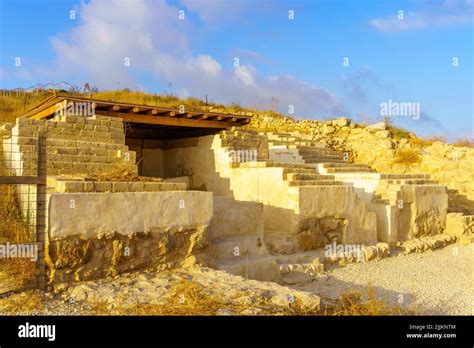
369, 0, 474, 32
234, 66, 256, 87
46, 0, 342, 117
179, 0, 254, 24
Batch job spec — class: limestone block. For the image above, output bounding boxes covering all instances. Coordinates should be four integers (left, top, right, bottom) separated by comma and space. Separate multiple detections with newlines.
93, 182, 112, 192
129, 182, 144, 192
47, 191, 214, 240
209, 197, 264, 238
111, 182, 129, 192
94, 125, 109, 133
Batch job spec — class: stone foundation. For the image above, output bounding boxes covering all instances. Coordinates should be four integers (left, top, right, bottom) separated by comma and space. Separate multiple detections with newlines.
46, 191, 213, 284
47, 227, 210, 283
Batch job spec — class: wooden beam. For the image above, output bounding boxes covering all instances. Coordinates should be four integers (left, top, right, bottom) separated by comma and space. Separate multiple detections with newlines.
108, 105, 120, 111
186, 113, 205, 119
147, 109, 159, 115
95, 110, 234, 128
164, 111, 176, 117
29, 103, 61, 119
0, 176, 45, 185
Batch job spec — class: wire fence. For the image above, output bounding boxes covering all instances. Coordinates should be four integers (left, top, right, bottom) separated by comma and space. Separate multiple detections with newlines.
0, 133, 47, 295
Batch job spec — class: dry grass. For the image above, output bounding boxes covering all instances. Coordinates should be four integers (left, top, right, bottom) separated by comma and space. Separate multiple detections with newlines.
0, 155, 36, 289
0, 89, 285, 124
0, 290, 44, 314
88, 279, 229, 316
86, 278, 416, 316
0, 91, 54, 123
323, 285, 417, 316
393, 148, 422, 166
453, 137, 474, 148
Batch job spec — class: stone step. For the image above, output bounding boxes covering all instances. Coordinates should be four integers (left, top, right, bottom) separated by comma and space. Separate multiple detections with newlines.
282, 168, 318, 175
46, 153, 123, 164
18, 143, 129, 154
208, 235, 267, 260
220, 138, 260, 147
387, 179, 439, 185
295, 147, 341, 155
283, 173, 334, 181
50, 180, 184, 193
229, 126, 259, 134
231, 130, 263, 138
45, 138, 128, 150
278, 262, 324, 276
380, 173, 430, 179
45, 162, 137, 176
266, 132, 293, 137
323, 162, 371, 168
287, 180, 343, 186
215, 255, 279, 281
289, 144, 336, 151
302, 155, 345, 161
325, 167, 377, 173
232, 161, 314, 169
304, 158, 347, 164
298, 150, 343, 158
220, 133, 262, 142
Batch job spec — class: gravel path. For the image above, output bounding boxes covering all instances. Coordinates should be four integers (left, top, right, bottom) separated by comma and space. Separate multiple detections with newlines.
297, 243, 474, 315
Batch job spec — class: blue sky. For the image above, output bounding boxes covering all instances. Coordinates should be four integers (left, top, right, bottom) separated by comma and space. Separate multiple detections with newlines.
0, 0, 472, 139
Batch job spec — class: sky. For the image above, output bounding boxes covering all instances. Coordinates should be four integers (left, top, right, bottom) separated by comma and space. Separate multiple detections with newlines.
0, 0, 472, 139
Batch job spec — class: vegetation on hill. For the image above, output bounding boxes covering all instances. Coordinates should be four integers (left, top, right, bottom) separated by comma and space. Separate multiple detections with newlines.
0, 88, 471, 149
0, 88, 281, 123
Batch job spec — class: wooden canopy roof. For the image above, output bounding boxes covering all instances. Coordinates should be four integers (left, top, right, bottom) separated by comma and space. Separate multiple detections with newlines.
21, 93, 251, 139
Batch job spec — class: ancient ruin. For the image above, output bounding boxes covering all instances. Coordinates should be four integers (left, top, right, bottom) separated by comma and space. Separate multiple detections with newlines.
0, 94, 472, 288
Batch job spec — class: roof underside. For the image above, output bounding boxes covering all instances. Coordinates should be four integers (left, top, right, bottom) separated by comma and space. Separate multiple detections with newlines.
21, 93, 251, 140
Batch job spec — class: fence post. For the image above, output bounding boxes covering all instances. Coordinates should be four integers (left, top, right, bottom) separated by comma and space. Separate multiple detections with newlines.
35, 133, 47, 289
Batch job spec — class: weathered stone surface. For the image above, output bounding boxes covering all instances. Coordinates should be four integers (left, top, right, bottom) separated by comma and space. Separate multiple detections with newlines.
46, 226, 211, 284
48, 191, 213, 240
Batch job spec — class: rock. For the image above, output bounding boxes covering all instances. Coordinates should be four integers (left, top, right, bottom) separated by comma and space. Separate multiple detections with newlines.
332, 117, 350, 127
376, 130, 390, 138
270, 293, 291, 307
240, 308, 263, 315
366, 122, 387, 131
364, 246, 378, 261
216, 308, 235, 316
321, 125, 335, 135
53, 283, 69, 294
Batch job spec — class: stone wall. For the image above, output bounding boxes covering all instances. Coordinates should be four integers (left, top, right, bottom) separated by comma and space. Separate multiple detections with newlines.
246, 115, 474, 214
3, 115, 136, 177
151, 133, 378, 252
46, 191, 214, 283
